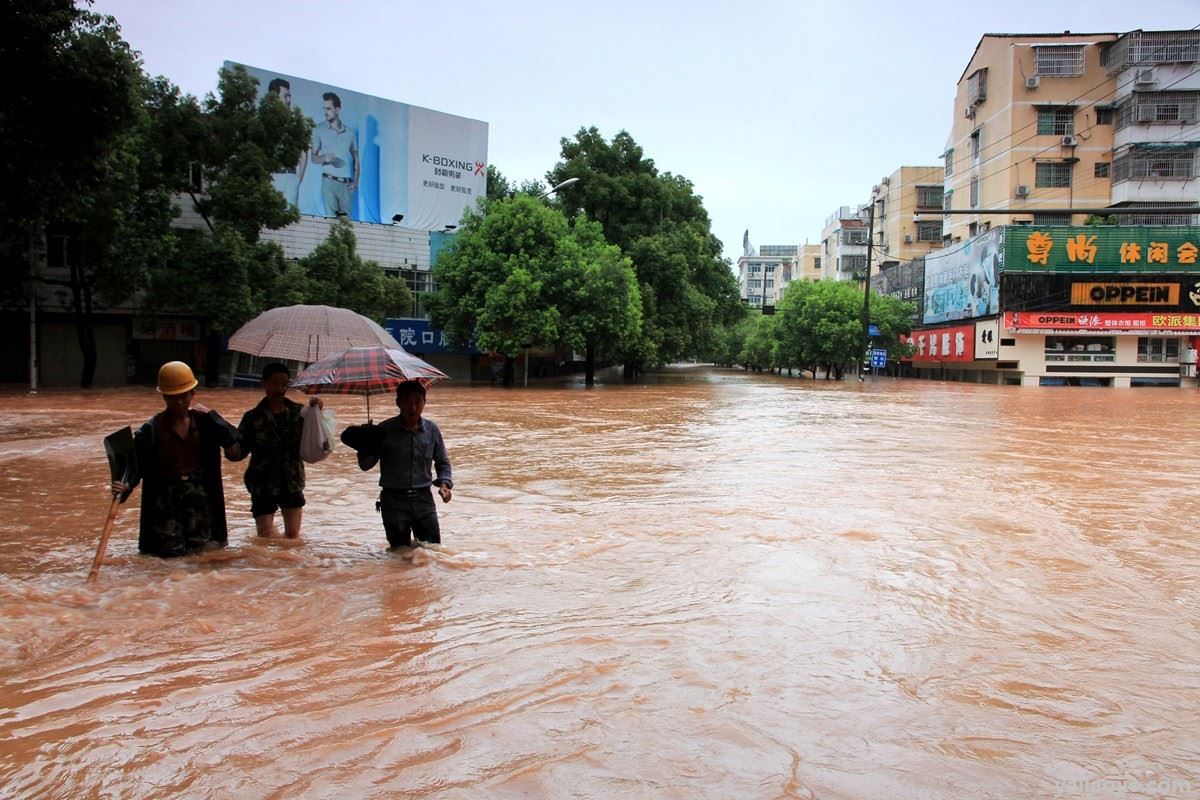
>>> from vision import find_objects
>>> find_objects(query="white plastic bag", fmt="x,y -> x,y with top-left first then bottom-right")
299,404 -> 337,464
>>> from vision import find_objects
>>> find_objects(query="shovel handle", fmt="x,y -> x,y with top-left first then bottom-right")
87,495 -> 122,583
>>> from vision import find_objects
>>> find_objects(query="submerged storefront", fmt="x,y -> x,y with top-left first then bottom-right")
895,225 -> 1200,387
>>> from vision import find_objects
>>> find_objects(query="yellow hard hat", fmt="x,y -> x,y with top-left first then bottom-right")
156,361 -> 198,395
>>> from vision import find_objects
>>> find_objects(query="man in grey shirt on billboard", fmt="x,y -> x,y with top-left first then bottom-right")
311,91 -> 359,217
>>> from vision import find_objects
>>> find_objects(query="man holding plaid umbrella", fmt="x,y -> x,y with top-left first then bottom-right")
341,380 -> 452,549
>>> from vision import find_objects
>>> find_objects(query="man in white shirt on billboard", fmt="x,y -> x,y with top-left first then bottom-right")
311,91 -> 359,218
267,78 -> 307,209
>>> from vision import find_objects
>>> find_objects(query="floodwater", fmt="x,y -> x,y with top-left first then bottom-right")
1,367 -> 1198,799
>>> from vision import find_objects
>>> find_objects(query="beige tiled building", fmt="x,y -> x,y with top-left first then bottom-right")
868,166 -> 946,263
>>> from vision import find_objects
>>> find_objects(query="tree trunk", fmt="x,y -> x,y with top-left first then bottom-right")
585,342 -> 595,387
503,356 -> 515,386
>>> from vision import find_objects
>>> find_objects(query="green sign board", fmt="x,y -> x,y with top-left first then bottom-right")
1003,226 -> 1200,274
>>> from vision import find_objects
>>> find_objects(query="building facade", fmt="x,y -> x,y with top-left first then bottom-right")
820,206 -> 869,282
869,166 -> 947,264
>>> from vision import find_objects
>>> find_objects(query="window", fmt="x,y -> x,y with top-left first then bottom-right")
1137,337 -> 1180,363
813,257 -> 821,270
842,255 -> 867,273
944,148 -> 954,177
1035,162 -> 1073,188
917,221 -> 941,242
1112,147 -> 1196,181
1115,203 -> 1199,226
1033,213 -> 1072,226
967,68 -> 988,106
1037,107 -> 1075,135
970,128 -> 982,163
841,229 -> 867,245
1034,45 -> 1085,76
1096,107 -> 1113,125
188,162 -> 204,193
1044,336 -> 1115,362
969,176 -> 979,207
915,185 -> 943,208
1117,92 -> 1200,128
1094,162 -> 1110,178
943,189 -> 953,211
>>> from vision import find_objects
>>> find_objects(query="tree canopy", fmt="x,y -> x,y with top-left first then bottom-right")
429,195 -> 641,385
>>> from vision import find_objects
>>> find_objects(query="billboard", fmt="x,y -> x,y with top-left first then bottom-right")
1001,273 -> 1200,313
231,62 -> 488,230
1003,311 -> 1200,334
923,226 -> 1003,324
1003,226 -> 1200,273
903,323 -> 976,362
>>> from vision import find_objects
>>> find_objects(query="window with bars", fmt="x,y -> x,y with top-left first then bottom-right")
967,68 -> 988,106
917,221 -> 941,242
1096,107 -> 1113,124
1112,148 -> 1196,181
969,176 -> 979,207
1117,92 -> 1200,127
1037,107 -> 1075,135
1035,162 -> 1073,188
970,128 -> 981,163
842,255 -> 867,273
944,148 -> 954,177
1094,161 -> 1110,178
915,185 -> 943,208
1033,213 -> 1072,226
1035,45 -> 1085,76
841,229 -> 867,245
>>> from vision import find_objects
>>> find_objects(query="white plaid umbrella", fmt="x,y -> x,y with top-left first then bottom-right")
227,305 -> 401,363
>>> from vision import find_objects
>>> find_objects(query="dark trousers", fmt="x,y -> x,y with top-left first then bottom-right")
379,488 -> 441,547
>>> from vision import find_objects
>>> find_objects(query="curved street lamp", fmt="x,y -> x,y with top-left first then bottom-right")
538,177 -> 580,199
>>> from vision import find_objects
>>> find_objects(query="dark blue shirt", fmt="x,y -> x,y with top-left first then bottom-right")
358,416 -> 452,490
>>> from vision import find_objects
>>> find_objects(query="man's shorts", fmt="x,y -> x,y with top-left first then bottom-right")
250,490 -> 306,516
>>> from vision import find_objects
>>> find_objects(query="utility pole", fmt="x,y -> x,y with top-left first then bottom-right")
857,202 -> 876,381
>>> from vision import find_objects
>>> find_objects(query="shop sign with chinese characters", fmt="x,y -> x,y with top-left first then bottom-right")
1002,226 -> 1200,273
1004,311 -> 1200,334
133,318 -> 200,341
902,323 -> 976,362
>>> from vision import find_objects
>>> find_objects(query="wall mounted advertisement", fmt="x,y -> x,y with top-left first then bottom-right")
923,226 -> 1002,325
975,318 -> 1000,359
1001,273 -> 1200,312
1003,226 -> 1200,274
903,323 -> 976,362
233,62 -> 489,231
1004,311 -> 1200,334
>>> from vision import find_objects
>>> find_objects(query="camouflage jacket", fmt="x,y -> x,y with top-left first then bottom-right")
235,397 -> 305,497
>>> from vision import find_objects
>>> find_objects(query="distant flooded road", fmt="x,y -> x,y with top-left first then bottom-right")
1,368 -> 1198,798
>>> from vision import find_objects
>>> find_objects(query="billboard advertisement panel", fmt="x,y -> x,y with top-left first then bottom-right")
1003,226 -> 1200,274
1001,273 -> 1200,313
1003,311 -> 1200,334
923,226 -> 1003,325
231,62 -> 488,231
903,323 -> 976,362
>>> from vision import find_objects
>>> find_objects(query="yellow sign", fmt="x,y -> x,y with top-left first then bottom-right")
1070,283 -> 1179,305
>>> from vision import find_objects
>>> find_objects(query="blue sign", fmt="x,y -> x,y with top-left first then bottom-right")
385,317 -> 476,354
871,348 -> 887,368
868,324 -> 880,337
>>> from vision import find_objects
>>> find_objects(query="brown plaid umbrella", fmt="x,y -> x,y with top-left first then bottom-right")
227,305 -> 402,363
289,345 -> 449,420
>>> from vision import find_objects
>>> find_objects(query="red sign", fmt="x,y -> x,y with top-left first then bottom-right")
903,323 -> 975,362
1004,311 -> 1200,333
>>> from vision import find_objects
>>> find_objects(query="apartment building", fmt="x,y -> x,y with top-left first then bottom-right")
944,32 -> 1120,242
820,206 -> 869,282
737,240 -> 796,308
1105,29 -> 1200,223
868,166 -> 947,264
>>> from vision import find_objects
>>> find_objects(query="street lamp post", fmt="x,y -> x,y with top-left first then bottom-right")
538,177 -> 579,200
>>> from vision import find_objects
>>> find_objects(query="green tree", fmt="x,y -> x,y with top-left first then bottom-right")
289,219 -> 411,321
547,127 -> 742,377
775,279 -> 864,380
429,195 -> 641,386
741,312 -> 779,372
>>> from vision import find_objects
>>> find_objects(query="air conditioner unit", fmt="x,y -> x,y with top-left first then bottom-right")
964,106 -> 975,119
903,234 -> 913,244
1025,76 -> 1040,89
1135,67 -> 1156,85
881,177 -> 890,185
1061,135 -> 1078,147
1015,185 -> 1030,197
872,184 -> 880,193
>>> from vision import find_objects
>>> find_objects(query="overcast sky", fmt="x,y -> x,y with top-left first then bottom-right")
91,0 -> 1197,265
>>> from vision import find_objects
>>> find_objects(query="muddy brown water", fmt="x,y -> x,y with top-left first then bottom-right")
1,367 -> 1197,799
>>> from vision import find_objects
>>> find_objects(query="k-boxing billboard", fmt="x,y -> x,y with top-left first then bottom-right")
231,62 -> 488,231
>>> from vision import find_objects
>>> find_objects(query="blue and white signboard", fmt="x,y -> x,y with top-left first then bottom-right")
385,318 -> 475,354
871,348 -> 888,368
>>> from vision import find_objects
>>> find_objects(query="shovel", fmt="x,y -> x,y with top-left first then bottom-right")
88,426 -> 134,583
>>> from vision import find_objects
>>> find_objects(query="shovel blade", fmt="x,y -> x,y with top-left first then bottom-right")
103,426 -> 134,484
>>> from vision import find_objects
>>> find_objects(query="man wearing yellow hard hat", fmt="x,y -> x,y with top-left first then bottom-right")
111,361 -> 241,557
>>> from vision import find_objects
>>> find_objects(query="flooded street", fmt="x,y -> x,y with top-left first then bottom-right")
1,367 -> 1198,799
